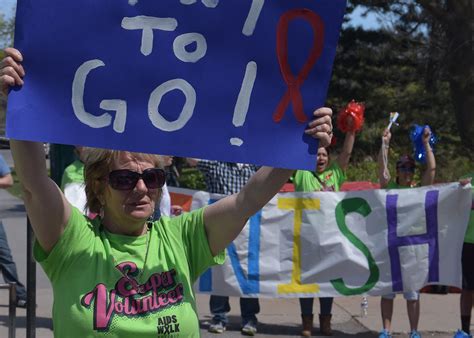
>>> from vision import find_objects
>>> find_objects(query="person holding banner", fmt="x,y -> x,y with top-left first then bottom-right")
377,127 -> 436,338
454,173 -> 474,337
292,117 -> 357,336
186,158 -> 260,335
61,146 -> 87,213
0,47 -> 334,337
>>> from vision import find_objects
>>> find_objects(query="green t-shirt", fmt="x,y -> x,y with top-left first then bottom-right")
293,162 -> 346,192
386,181 -> 412,189
34,207 -> 225,338
60,160 -> 85,190
461,173 -> 474,244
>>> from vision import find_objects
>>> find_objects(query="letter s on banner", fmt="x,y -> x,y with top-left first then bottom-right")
331,198 -> 379,295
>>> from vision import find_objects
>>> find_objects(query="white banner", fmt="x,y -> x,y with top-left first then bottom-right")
168,183 -> 472,298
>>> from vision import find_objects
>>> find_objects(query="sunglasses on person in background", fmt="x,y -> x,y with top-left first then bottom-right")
108,168 -> 166,190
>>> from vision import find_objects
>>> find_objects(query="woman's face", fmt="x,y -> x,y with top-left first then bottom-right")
102,152 -> 160,235
316,147 -> 329,173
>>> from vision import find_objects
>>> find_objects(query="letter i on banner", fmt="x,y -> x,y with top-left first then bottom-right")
277,197 -> 321,294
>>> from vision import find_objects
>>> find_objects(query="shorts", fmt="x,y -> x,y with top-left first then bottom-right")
462,242 -> 474,290
382,291 -> 419,301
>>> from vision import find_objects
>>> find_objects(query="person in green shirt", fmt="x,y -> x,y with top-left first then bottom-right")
1,47 -> 335,338
61,146 -> 87,213
455,173 -> 474,337
293,125 -> 356,336
377,127 -> 436,338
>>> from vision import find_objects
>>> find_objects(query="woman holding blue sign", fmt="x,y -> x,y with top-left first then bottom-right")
377,126 -> 436,338
0,47 -> 334,338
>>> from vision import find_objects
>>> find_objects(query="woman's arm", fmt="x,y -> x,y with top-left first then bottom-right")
203,107 -> 333,256
336,131 -> 355,170
421,127 -> 436,186
378,129 -> 391,188
2,48 -> 71,253
0,172 -> 13,188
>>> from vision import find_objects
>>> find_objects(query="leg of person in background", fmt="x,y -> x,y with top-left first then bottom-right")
209,295 -> 230,333
405,291 -> 421,338
459,242 -> 474,335
300,297 -> 314,337
319,297 -> 333,335
460,289 -> 473,334
240,297 -> 260,336
380,295 -> 394,337
0,220 -> 27,307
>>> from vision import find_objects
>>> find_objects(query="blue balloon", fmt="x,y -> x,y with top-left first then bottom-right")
410,124 -> 437,164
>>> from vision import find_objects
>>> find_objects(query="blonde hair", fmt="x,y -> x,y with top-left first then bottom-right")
82,148 -> 163,214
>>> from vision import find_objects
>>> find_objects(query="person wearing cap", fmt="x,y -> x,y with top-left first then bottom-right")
377,127 -> 436,338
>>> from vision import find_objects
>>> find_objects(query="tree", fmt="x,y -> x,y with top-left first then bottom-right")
347,0 -> 474,152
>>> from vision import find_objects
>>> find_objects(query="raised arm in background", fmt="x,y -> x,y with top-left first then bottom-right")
420,127 -> 436,186
336,130 -> 356,171
378,129 -> 391,188
1,47 -> 71,253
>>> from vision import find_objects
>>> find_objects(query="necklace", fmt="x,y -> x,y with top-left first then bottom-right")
102,222 -> 152,294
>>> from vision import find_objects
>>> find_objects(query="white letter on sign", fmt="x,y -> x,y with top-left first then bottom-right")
72,60 -> 114,129
173,33 -> 207,63
148,79 -> 196,132
121,16 -> 178,56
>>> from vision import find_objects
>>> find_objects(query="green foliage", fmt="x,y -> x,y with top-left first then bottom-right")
0,13 -> 14,49
178,167 -> 206,190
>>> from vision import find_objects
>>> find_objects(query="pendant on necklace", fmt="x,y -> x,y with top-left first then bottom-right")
136,284 -> 146,294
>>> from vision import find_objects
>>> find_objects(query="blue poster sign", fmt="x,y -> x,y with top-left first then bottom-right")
7,0 -> 346,170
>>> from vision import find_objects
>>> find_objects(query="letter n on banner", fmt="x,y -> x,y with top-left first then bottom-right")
386,190 -> 440,292
199,199 -> 262,294
277,198 -> 321,294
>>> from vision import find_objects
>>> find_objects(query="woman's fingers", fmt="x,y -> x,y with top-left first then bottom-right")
304,107 -> 333,147
0,48 -> 25,95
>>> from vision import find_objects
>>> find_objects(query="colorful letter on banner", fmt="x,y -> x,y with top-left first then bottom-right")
386,190 -> 439,292
169,183 -> 471,298
7,1 -> 346,170
199,198 -> 262,295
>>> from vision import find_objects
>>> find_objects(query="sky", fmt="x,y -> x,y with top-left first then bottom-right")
1,1 -> 379,29
0,0 -> 15,19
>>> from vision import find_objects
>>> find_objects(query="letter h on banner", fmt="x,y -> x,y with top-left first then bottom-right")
386,190 -> 440,292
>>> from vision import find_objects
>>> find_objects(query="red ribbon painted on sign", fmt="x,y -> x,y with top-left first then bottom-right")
273,9 -> 325,124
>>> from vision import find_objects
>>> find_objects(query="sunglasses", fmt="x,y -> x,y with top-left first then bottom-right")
398,167 -> 415,173
108,168 -> 166,191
